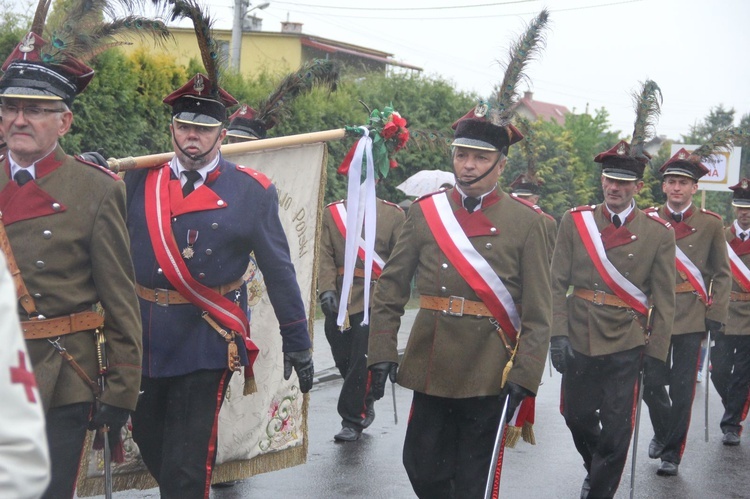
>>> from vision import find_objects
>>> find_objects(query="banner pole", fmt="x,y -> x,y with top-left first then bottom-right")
107,128 -> 348,172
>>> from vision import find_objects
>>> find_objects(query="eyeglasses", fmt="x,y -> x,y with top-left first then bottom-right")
0,104 -> 65,121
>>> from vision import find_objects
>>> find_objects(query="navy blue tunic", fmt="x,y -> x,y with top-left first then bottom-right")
125,156 -> 311,378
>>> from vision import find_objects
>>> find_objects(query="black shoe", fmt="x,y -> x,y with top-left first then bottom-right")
580,474 -> 590,499
362,404 -> 376,428
334,426 -> 362,442
656,460 -> 678,476
723,431 -> 741,446
211,480 -> 238,488
648,438 -> 665,459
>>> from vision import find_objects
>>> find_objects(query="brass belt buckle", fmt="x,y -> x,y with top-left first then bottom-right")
154,288 -> 170,307
591,290 -> 606,306
447,296 -> 465,316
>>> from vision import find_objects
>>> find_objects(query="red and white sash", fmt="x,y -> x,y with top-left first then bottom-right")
675,246 -> 709,303
420,193 -> 521,338
144,166 -> 258,358
727,241 -> 750,292
571,210 -> 649,316
328,203 -> 385,277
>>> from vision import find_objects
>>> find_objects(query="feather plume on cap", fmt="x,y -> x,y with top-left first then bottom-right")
629,79 -> 662,162
256,59 -> 340,130
691,126 -> 750,163
515,115 -> 538,179
661,125 -> 750,181
452,9 -> 550,153
491,8 -> 550,126
37,0 -> 171,65
166,0 -> 225,100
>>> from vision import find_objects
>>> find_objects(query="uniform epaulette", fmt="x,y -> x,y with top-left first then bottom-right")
325,200 -> 344,208
645,210 -> 673,229
414,190 -> 445,204
75,156 -> 121,180
570,204 -> 596,213
700,208 -> 722,220
509,193 -> 554,220
643,206 -> 658,215
381,199 -> 404,211
236,164 -> 271,189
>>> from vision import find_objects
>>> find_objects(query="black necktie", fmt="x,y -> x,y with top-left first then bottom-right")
741,233 -> 747,242
612,214 -> 622,228
182,170 -> 202,197
464,197 -> 480,213
14,169 -> 33,187
672,212 -> 683,223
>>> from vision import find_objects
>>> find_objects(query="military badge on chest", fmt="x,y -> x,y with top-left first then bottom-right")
182,229 -> 198,259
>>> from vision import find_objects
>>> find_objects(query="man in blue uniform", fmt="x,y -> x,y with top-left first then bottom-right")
125,73 -> 314,497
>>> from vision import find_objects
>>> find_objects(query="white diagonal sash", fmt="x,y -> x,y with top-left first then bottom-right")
675,246 -> 708,302
421,193 -> 520,336
329,203 -> 385,276
727,241 -> 750,292
571,210 -> 649,315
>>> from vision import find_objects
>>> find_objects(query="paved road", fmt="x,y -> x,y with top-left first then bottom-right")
85,310 -> 750,498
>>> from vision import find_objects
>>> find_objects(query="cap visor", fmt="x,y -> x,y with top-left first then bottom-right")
602,168 -> 639,181
732,200 -> 750,208
450,138 -> 498,151
173,112 -> 222,127
226,130 -> 259,139
0,87 -> 62,100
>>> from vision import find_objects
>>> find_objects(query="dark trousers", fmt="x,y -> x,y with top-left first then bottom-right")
132,369 -> 230,499
643,332 -> 703,463
711,333 -> 750,434
324,312 -> 375,430
42,402 -> 92,499
403,391 -> 503,499
561,347 -> 642,499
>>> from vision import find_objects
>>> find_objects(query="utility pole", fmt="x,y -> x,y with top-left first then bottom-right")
231,1 -> 270,71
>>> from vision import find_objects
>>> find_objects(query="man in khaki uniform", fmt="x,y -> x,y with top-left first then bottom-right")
509,173 -> 557,260
642,150 -> 730,476
550,139 -> 676,498
712,179 -> 750,446
367,103 -> 552,498
0,33 -> 142,498
318,198 -> 404,441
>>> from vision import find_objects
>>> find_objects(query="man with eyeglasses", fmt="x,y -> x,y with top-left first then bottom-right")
123,73 -> 314,496
0,32 -> 142,498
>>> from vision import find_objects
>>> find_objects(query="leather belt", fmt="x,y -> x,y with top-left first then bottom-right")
730,291 -> 750,302
337,267 -> 377,280
420,295 -> 493,317
135,277 -> 245,306
675,281 -> 696,293
21,311 -> 104,340
573,288 -> 630,308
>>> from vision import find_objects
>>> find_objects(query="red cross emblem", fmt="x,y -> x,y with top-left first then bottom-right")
10,350 -> 38,403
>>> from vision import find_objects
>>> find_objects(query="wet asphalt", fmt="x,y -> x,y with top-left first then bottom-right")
86,310 -> 750,498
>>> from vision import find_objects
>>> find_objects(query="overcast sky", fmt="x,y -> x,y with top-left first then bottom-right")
198,0 -> 749,140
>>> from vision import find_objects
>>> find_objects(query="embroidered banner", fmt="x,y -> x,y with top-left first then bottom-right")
77,142 -> 327,495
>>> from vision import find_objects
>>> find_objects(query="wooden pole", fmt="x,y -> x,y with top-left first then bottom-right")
107,128 -> 348,172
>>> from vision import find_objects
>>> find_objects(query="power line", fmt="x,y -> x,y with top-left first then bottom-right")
274,0 -> 643,20
272,0 -> 536,10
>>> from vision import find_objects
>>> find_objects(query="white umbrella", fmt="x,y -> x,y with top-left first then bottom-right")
396,170 -> 455,197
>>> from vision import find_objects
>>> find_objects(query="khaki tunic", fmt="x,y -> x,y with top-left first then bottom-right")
653,204 -> 729,334
0,147 -> 142,411
551,205 -> 676,362
317,199 -> 405,315
368,188 -> 552,397
725,226 -> 750,336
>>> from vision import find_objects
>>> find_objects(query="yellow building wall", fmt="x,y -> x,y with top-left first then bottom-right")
119,28 -> 303,78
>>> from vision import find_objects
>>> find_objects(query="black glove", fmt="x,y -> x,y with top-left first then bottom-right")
89,403 -> 130,449
319,290 -> 339,318
501,381 -> 533,422
369,362 -> 398,400
705,318 -> 723,334
79,151 -> 109,168
284,349 -> 314,393
550,336 -> 574,374
643,356 -> 670,387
